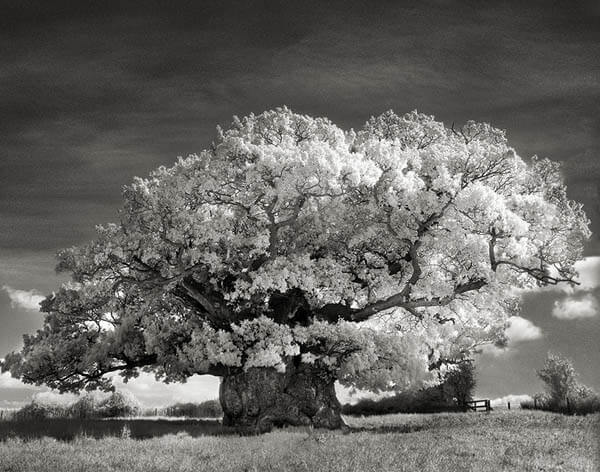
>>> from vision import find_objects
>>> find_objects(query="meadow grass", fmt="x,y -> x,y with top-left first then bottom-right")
0,410 -> 597,471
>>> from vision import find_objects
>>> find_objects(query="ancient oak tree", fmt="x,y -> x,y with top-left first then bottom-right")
2,108 -> 590,431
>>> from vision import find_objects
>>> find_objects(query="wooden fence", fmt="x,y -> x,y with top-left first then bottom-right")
463,399 -> 491,412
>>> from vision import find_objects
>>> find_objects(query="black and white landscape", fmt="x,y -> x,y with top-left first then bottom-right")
0,2 -> 598,471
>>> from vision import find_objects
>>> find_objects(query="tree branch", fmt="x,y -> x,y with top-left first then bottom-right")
493,260 -> 579,285
181,280 -> 218,317
348,278 -> 487,322
488,230 -> 578,286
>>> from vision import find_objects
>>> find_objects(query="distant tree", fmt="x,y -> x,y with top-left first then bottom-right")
442,360 -> 476,406
1,108 -> 590,432
538,353 -> 584,408
165,400 -> 223,418
528,353 -> 600,414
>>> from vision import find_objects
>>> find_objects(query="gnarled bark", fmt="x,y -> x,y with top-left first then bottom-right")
219,362 -> 344,433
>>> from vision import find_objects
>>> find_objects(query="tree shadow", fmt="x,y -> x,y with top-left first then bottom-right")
346,423 -> 428,434
0,418 -> 243,441
0,417 -> 433,441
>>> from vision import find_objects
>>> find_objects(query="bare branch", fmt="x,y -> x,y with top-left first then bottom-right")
494,260 -> 579,286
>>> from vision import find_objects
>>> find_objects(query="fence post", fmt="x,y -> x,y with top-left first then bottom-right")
566,397 -> 571,414
507,401 -> 510,410
534,398 -> 537,409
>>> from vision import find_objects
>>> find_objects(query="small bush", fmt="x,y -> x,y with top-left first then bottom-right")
14,400 -> 69,420
69,394 -> 99,419
521,391 -> 600,415
97,391 -> 141,418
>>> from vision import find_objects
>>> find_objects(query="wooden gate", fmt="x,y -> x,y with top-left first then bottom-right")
463,399 -> 491,412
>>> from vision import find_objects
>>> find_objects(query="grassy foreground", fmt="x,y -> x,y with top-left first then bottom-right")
0,411 -> 598,472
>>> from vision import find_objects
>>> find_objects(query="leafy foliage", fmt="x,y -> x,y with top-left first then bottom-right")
439,360 -> 476,406
520,353 -> 600,415
1,107 -> 590,395
537,353 -> 578,407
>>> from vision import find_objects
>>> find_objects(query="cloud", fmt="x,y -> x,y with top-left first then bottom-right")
111,373 -> 220,407
336,385 -> 397,405
0,370 -> 221,409
2,285 -> 44,311
490,394 -> 533,409
478,344 -> 511,357
572,256 -> 600,291
0,371 -> 26,389
550,256 -> 600,295
552,293 -> 598,320
0,400 -> 25,410
31,391 -> 79,407
517,256 -> 600,296
479,316 -> 542,357
505,316 -> 543,343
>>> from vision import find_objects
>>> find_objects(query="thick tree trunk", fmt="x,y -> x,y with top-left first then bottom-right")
219,362 -> 344,433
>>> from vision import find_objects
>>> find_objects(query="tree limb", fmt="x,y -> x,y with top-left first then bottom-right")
348,278 -> 487,322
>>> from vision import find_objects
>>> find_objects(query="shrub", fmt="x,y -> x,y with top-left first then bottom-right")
14,390 -> 142,420
163,400 -> 223,418
440,361 -> 476,406
69,394 -> 99,419
96,391 -> 141,418
14,400 -> 68,420
537,353 -> 578,408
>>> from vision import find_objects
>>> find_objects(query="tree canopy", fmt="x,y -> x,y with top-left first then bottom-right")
2,107 -> 590,395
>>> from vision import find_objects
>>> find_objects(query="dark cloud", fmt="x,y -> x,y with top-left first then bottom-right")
0,0 -> 598,402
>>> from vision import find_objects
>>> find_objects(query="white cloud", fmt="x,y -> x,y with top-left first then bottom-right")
517,256 -> 600,296
478,343 -> 512,357
0,371 -> 27,389
505,316 -> 543,343
490,394 -> 533,409
31,391 -> 79,407
336,384 -> 396,405
0,371 -> 221,409
479,316 -> 542,357
479,316 -> 543,357
572,256 -> 600,291
2,285 -> 45,311
0,400 -> 25,410
111,373 -> 220,407
552,293 -> 598,320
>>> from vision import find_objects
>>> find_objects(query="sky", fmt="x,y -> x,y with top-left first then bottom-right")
1,0 -> 599,408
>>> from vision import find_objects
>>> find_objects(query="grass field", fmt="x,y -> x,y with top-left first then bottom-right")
0,410 -> 598,471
